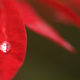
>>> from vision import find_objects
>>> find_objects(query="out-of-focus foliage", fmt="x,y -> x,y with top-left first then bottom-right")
14,0 -> 80,80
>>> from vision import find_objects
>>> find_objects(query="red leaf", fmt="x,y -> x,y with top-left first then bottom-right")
34,0 -> 80,28
0,0 -> 27,80
64,0 -> 80,13
17,2 -> 76,53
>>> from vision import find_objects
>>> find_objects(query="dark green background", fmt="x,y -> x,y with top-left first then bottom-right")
14,0 -> 80,80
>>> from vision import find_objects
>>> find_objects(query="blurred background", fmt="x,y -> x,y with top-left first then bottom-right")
14,0 -> 80,80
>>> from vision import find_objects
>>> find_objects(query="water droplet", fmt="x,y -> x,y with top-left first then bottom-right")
0,41 -> 11,53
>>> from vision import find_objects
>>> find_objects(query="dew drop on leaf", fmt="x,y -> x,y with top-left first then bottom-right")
0,41 -> 11,53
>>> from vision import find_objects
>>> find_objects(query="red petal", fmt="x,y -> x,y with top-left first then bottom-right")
0,0 -> 27,80
17,2 -> 76,53
34,0 -> 80,28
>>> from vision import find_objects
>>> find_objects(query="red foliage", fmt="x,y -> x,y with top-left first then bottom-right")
0,0 -> 27,80
34,0 -> 80,28
0,0 -> 80,79
17,2 -> 75,53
